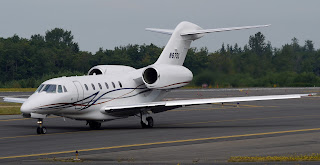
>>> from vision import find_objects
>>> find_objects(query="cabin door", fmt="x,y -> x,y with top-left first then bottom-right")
73,81 -> 84,109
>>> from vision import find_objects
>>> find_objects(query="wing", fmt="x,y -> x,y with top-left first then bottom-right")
101,93 -> 313,117
3,97 -> 27,103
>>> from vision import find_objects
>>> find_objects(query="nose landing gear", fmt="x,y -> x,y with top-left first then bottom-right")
36,119 -> 47,134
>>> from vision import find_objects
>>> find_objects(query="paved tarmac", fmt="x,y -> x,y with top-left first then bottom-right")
0,88 -> 320,164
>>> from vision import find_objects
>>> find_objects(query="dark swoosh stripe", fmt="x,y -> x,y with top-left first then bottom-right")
38,84 -> 148,110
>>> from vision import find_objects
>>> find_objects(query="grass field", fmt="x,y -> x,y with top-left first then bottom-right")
228,154 -> 320,162
0,102 -> 22,115
0,88 -> 36,92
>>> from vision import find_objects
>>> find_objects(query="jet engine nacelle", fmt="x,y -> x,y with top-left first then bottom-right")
88,65 -> 136,75
142,64 -> 193,89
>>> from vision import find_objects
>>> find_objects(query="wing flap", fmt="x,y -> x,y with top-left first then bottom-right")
165,94 -> 307,106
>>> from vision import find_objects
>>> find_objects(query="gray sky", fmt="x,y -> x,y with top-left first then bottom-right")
0,0 -> 319,53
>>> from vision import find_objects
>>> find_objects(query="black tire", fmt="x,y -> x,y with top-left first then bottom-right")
141,121 -> 147,128
89,121 -> 101,129
41,127 -> 47,134
37,127 -> 41,134
146,117 -> 154,128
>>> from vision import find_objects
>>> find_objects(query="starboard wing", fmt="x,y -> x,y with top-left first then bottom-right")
101,93 -> 313,117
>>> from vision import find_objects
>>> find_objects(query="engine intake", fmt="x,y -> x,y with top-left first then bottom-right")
143,67 -> 158,84
142,64 -> 193,89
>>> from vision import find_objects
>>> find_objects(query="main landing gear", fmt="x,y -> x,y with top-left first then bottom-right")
140,112 -> 154,128
87,121 -> 102,129
36,119 -> 47,134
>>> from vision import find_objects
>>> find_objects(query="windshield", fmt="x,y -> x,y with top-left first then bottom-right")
42,84 -> 57,93
35,84 -> 45,93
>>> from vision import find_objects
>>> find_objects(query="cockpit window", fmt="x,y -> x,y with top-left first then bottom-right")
63,86 -> 68,92
43,84 -> 57,93
35,84 -> 44,93
58,85 -> 63,93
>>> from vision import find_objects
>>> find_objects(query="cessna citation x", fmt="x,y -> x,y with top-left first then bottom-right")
4,21 -> 312,134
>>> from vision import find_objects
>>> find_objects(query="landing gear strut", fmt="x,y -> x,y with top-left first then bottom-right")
140,111 -> 154,128
87,121 -> 102,129
36,119 -> 47,134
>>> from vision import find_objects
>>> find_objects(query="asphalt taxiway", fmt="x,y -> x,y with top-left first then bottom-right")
0,88 -> 320,164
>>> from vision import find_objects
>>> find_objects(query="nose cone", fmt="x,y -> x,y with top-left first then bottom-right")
20,101 -> 34,114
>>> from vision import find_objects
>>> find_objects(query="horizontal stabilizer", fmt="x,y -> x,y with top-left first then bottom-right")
181,24 -> 270,36
145,28 -> 174,35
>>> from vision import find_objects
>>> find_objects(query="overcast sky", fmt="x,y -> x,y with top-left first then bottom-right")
0,0 -> 319,53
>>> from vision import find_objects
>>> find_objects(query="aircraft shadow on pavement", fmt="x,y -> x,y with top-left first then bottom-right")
7,123 -> 299,131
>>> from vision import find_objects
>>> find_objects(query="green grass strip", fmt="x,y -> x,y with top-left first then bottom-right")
229,153 -> 320,162
0,88 -> 36,92
0,106 -> 21,115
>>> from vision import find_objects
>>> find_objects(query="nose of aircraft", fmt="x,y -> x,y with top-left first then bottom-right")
20,101 -> 34,114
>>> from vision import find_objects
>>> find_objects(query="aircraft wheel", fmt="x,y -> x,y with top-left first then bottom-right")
146,117 -> 154,128
37,127 -> 41,134
37,127 -> 47,134
88,121 -> 101,129
141,121 -> 147,128
141,117 -> 153,128
41,127 -> 47,134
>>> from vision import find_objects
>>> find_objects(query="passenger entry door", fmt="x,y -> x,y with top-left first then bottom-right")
73,81 -> 84,109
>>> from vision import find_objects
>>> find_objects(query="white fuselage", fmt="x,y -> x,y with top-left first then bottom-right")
19,21 -> 270,123
21,68 -> 168,121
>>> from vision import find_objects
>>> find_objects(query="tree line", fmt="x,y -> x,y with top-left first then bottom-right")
0,28 -> 319,88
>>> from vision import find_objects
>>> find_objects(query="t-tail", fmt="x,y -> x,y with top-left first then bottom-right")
141,21 -> 270,90
146,21 -> 270,66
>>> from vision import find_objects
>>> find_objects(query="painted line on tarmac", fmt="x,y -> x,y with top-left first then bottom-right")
1,115 -> 316,140
1,127 -> 320,160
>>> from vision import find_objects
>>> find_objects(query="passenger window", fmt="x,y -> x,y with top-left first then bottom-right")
63,86 -> 68,92
58,85 -> 63,93
84,84 -> 88,91
98,83 -> 102,89
105,82 -> 109,89
112,82 -> 115,88
91,83 -> 95,90
118,81 -> 122,88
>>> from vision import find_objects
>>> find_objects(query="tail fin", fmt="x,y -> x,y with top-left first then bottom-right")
146,21 -> 270,66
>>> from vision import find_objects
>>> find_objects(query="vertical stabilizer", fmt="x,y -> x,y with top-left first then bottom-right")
153,21 -> 204,66
146,22 -> 270,66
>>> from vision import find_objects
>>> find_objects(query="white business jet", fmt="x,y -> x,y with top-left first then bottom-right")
3,21 -> 311,134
